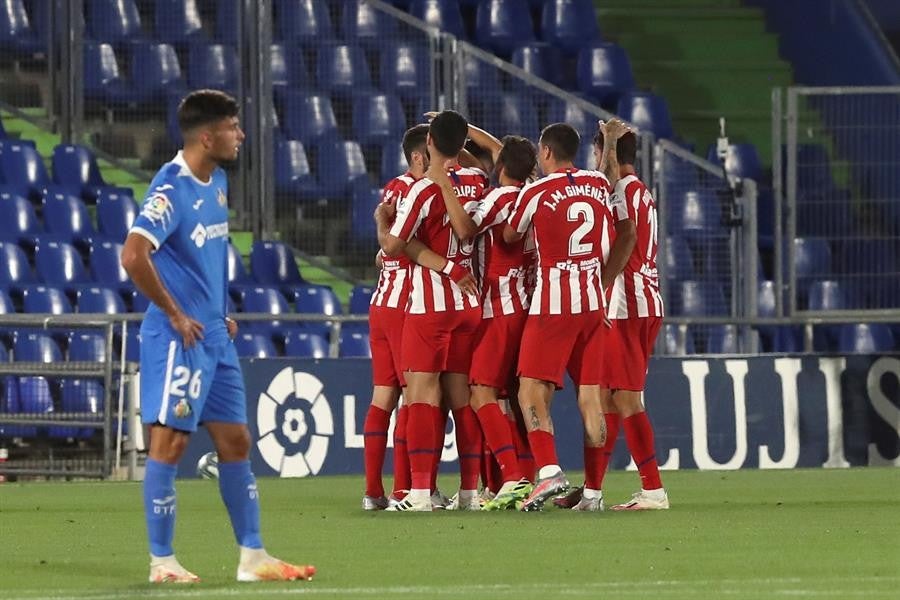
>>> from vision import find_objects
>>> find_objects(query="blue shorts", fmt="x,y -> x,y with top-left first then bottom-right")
140,325 -> 246,432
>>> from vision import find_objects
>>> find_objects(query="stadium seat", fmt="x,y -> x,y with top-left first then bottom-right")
17,376 -> 53,434
0,375 -> 26,437
476,0 -> 534,57
838,324 -> 895,354
187,43 -> 238,94
512,42 -> 563,87
215,0 -> 239,44
51,144 -> 123,204
540,0 -> 601,56
280,92 -> 340,145
339,331 -> 371,358
353,94 -> 407,146
0,141 -> 54,201
676,190 -> 723,238
0,0 -> 43,54
0,191 -> 43,248
662,236 -> 694,280
544,98 -> 597,140
34,241 -> 91,291
275,0 -> 333,42
68,333 -> 107,362
294,285 -> 341,339
409,0 -> 466,38
705,325 -> 743,354
239,286 -> 301,343
123,327 -> 141,361
379,43 -> 431,99
341,0 -> 397,45
86,0 -> 144,44
0,288 -> 14,315
226,243 -> 253,287
807,280 -> 846,311
83,42 -> 137,106
575,42 -> 634,104
663,323 -> 695,355
350,186 -> 380,241
155,0 -> 206,46
793,238 -> 831,279
349,285 -> 374,315
314,141 -> 371,198
77,286 -> 126,314
284,331 -> 329,358
271,44 -> 312,92
316,43 -> 373,96
249,241 -> 307,290
129,42 -> 185,103
130,290 -> 150,312
837,239 -> 898,277
0,343 -> 6,361
274,140 -> 320,199
0,241 -> 37,290
96,189 -> 137,241
233,333 -> 278,358
379,141 -> 408,185
615,92 -> 674,139
22,285 -> 72,315
53,379 -> 103,439
676,280 -> 728,316
471,93 -> 540,142
14,332 -> 62,362
463,53 -> 501,94
706,143 -> 763,182
42,189 -> 102,249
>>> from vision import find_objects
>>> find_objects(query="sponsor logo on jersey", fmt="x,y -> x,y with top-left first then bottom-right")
189,221 -> 229,248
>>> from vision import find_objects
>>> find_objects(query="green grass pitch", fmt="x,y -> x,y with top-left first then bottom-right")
1,468 -> 898,599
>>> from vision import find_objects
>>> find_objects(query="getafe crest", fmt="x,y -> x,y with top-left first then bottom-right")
217,188 -> 227,207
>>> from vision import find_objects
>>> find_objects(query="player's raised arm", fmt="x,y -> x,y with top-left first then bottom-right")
597,118 -> 628,187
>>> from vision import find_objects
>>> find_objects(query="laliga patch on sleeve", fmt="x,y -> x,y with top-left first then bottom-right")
141,192 -> 173,225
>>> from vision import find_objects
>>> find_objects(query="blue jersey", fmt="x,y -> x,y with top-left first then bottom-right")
131,151 -> 230,338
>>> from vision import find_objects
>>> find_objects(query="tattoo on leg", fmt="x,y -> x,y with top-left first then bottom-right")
528,406 -> 541,431
598,413 -> 607,447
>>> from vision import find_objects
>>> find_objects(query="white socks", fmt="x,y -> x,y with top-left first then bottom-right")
538,464 -> 562,479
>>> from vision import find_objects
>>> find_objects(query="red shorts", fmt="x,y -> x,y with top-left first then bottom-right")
470,312 -> 528,390
369,305 -> 406,387
599,317 -> 662,391
517,312 -> 606,389
400,307 -> 482,374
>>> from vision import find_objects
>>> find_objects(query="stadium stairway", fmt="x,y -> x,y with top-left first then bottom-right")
594,0 -> 793,164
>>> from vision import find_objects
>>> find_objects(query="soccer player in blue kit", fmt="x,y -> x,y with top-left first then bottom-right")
121,90 -> 315,584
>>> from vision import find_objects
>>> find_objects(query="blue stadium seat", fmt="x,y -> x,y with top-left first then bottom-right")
275,0 -> 333,42
86,0 -> 144,44
0,241 -> 36,290
226,243 -> 253,288
129,42 -> 185,103
838,324 -> 895,354
17,376 -> 53,434
314,141 -> 371,198
663,323 -> 695,355
540,0 -> 600,56
0,141 -> 54,201
0,375 -> 26,437
350,187 -> 380,241
35,241 -> 91,291
14,332 -> 62,362
341,0 -> 397,45
249,241 -> 308,288
476,0 -> 534,57
0,342 -> 6,361
0,288 -> 14,314
616,92 -> 674,139
83,42 -> 137,106
130,290 -> 149,312
676,280 -> 728,316
96,189 -> 137,241
471,94 -> 540,142
51,144 -> 124,204
576,42 -> 634,104
280,92 -> 340,145
349,285 -> 374,315
704,325 -> 751,354
793,238 -> 831,279
512,42 -> 563,87
187,43 -> 238,94
155,0 -> 206,46
339,331 -> 371,358
807,280 -> 846,311
379,43 -> 431,99
274,140 -> 320,199
22,285 -> 72,315
284,332 -> 329,358
233,333 -> 278,358
316,43 -> 373,96
463,53 -> 501,94
353,94 -> 407,146
545,98 -> 596,139
706,143 -> 763,181
294,285 -> 341,339
271,44 -> 312,92
0,0 -> 43,54
239,286 -> 300,342
409,0 -> 466,38
215,0 -> 239,44
676,190 -> 723,239
793,144 -> 833,193
0,190 -> 43,247
123,327 -> 141,361
837,239 -> 898,277
42,189 -> 101,249
53,379 -> 103,439
379,142 -> 409,185
77,286 -> 126,314
68,333 -> 107,362
662,236 -> 694,280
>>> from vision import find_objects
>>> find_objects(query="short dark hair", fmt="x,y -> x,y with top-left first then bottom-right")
539,123 -> 579,162
177,89 -> 240,134
428,110 -> 468,157
593,129 -> 637,166
402,124 -> 429,164
497,136 -> 537,182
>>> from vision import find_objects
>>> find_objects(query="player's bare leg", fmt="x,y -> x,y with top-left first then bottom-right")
363,385 -> 400,510
518,377 -> 570,511
207,422 -> 315,581
471,386 -> 531,510
609,391 -> 669,510
145,426 -> 199,583
441,372 -> 483,510
571,385 -> 607,511
386,371 -> 441,511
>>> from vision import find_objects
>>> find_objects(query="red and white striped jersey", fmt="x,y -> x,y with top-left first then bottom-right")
508,168 -> 612,316
389,165 -> 488,314
473,185 -> 535,318
606,174 -> 664,319
371,173 -> 417,309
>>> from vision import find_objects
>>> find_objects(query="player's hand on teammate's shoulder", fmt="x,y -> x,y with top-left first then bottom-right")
455,272 -> 479,298
425,158 -> 454,188
169,310 -> 204,348
374,201 -> 395,222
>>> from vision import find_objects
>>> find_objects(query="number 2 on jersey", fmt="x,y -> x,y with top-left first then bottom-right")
567,201 -> 594,256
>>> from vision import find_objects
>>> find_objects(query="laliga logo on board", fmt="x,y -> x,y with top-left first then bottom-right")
256,367 -> 334,477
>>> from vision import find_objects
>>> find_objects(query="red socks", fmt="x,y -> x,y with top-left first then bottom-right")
391,405 -> 410,497
526,429 -> 558,471
406,403 -> 436,490
509,418 -> 535,482
431,407 -> 448,492
452,406 -> 483,490
476,403 -> 522,483
363,405 -> 391,498
585,413 -> 621,490
623,411 -> 662,490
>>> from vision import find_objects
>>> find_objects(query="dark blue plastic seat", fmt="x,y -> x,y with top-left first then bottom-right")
96,189 -> 137,241
17,376 -> 53,434
540,0 -> 600,56
274,140 -> 320,199
663,323 -> 695,355
0,375 -> 25,437
0,190 -> 42,247
275,0 -> 333,42
341,0 -> 397,45
576,42 -> 634,104
339,331 -> 371,358
379,43 -> 431,99
512,42 -> 563,87
353,94 -> 408,146
463,53 -> 501,94
706,143 -> 763,181
476,0 -> 535,56
314,141 -> 370,198
155,0 -> 206,46
77,286 -> 126,314
187,43 -> 238,94
616,92 -> 674,139
14,332 -> 62,361
471,93 -> 540,142
226,243 -> 253,287
544,98 -> 596,139
294,284 -> 340,339
52,379 -> 103,439
350,187 -> 380,241
86,0 -> 144,44
271,44 -> 312,92
409,0 -> 466,38
249,241 -> 309,303
51,144 -> 123,204
379,141 -> 409,185
662,236 -> 694,281
215,0 -> 239,44
68,332 -> 107,362
838,324 -> 895,353
284,331 -> 329,358
35,241 -> 91,291
0,141 -> 54,201
793,238 -> 831,279
233,333 -> 278,358
349,285 -> 374,315
239,286 -> 300,342
22,285 -> 72,314
675,280 -> 728,316
83,42 -> 137,105
0,241 -> 37,290
316,43 -> 373,96
281,92 -> 340,145
0,0 -> 44,54
129,42 -> 185,103
807,280 -> 846,311
675,190 -> 724,239
705,325 -> 741,354
42,189 -> 101,248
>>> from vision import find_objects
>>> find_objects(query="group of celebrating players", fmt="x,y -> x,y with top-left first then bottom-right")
362,109 -> 669,513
